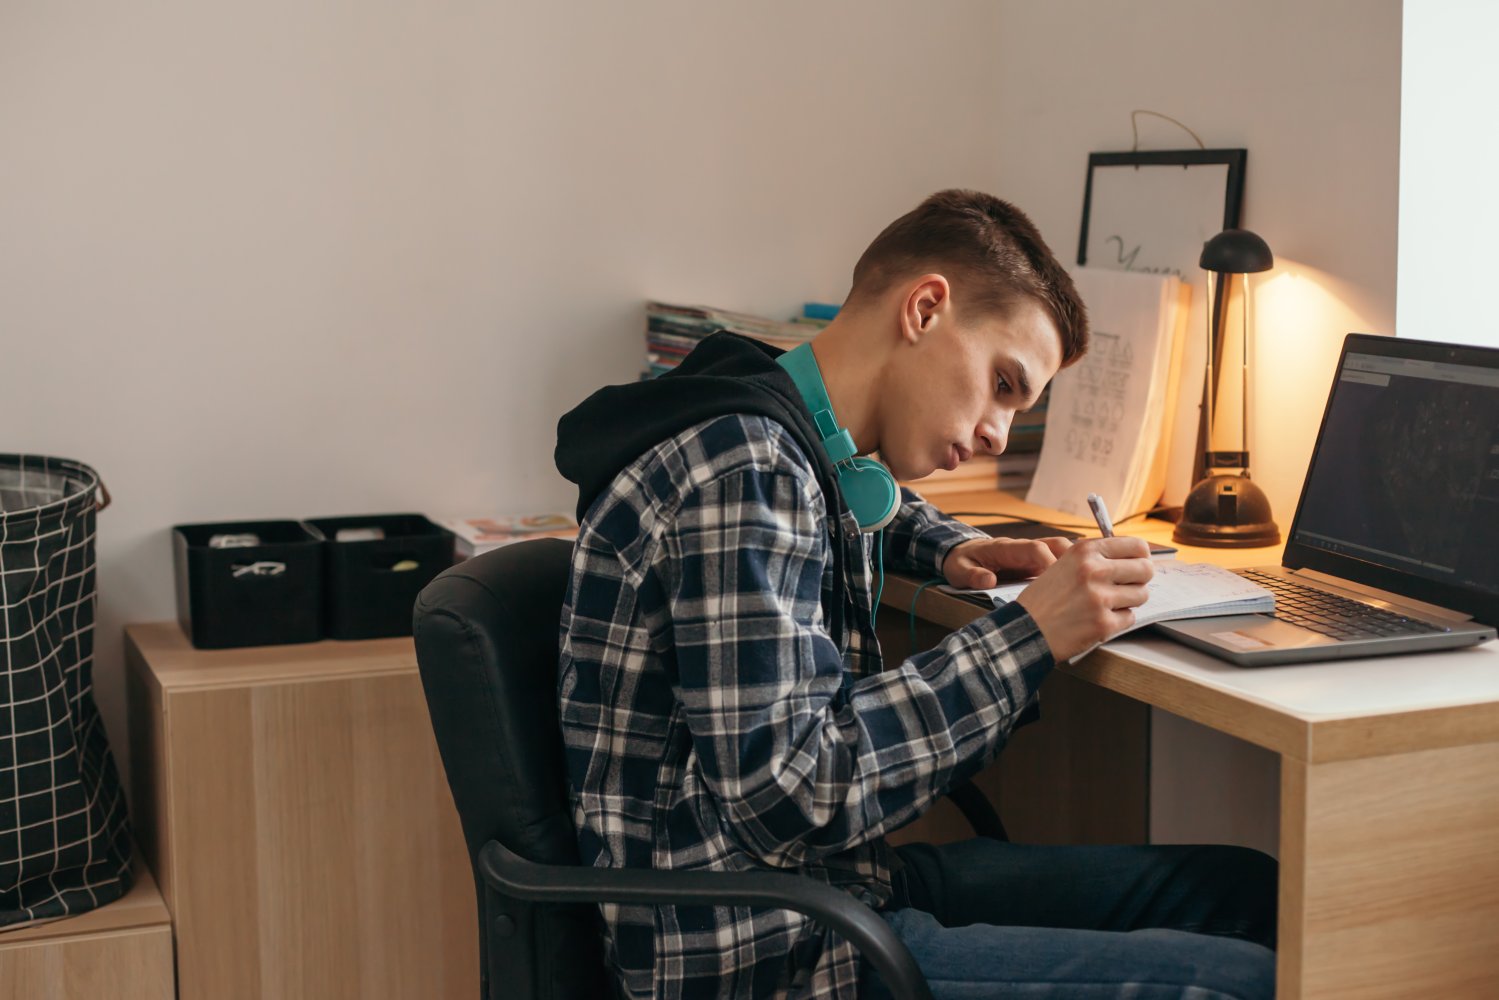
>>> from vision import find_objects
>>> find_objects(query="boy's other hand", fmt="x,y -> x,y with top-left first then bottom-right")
941,535 -> 1073,591
1013,536 -> 1153,662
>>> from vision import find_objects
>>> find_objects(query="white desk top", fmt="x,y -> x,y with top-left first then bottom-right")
1079,633 -> 1499,763
1105,633 -> 1499,722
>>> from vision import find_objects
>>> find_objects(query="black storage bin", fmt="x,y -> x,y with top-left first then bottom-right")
305,513 -> 453,640
173,520 -> 324,649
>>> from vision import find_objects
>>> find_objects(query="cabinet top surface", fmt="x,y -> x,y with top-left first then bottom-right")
0,860 -> 170,946
125,622 -> 417,690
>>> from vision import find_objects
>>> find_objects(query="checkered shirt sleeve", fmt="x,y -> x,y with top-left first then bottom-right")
883,486 -> 992,578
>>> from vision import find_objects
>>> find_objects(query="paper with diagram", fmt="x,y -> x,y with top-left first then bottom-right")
1026,267 -> 1190,520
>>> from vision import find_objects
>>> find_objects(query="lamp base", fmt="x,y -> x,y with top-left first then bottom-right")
1172,473 -> 1281,548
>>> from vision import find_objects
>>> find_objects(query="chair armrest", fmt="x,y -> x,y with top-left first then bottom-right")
480,841 -> 932,1000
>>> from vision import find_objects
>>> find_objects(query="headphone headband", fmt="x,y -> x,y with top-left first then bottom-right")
776,343 -> 899,532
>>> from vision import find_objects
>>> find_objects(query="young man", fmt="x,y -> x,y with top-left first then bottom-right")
554,190 -> 1277,1000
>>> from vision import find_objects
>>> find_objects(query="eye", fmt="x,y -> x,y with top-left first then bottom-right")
995,372 -> 1013,396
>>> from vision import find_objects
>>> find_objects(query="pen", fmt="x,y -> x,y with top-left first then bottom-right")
1087,493 -> 1115,538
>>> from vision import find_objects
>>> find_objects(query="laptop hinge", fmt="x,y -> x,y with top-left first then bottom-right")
1287,567 -> 1475,623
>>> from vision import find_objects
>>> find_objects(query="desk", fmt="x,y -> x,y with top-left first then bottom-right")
885,489 -> 1499,999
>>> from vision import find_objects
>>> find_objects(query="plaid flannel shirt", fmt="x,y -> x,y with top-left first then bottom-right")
557,413 -> 1055,1000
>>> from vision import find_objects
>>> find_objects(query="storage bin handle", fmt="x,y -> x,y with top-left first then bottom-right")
95,477 -> 111,512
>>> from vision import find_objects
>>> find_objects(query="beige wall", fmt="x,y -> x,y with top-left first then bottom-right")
990,0 -> 1403,852
5,0 -> 1405,860
992,0 -> 1402,527
2,0 -> 1008,781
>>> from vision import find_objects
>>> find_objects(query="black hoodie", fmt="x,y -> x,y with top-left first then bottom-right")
555,331 -> 855,644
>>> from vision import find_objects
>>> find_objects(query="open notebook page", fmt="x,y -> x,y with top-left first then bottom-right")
946,561 -> 1274,641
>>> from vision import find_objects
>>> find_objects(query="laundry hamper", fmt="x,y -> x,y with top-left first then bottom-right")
0,455 -> 132,926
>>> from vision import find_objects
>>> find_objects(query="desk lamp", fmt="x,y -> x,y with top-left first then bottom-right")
1173,228 -> 1281,547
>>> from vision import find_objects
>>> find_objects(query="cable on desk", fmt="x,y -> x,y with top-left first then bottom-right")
908,576 -> 948,652
941,507 -> 1163,532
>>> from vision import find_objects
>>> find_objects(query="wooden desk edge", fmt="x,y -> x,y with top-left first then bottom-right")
882,572 -> 1499,764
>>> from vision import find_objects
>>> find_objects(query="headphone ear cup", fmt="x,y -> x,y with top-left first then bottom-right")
838,458 -> 900,533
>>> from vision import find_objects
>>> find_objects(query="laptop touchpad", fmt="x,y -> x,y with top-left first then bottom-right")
1168,614 -> 1335,650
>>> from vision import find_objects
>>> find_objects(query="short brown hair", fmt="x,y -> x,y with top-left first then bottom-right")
847,189 -> 1088,366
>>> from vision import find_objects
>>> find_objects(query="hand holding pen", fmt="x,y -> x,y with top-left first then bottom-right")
1013,491 -> 1153,661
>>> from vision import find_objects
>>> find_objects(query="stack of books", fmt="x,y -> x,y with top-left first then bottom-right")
899,385 -> 1050,498
644,301 -> 836,379
907,455 -> 1001,497
1007,385 -> 1050,454
434,513 -> 579,560
997,452 -> 1042,493
997,384 -> 1049,494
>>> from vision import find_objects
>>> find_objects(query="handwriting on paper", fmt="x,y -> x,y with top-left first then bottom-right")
1104,236 -> 1182,278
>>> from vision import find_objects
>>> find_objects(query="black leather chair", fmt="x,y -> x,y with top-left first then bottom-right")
415,536 -> 990,1000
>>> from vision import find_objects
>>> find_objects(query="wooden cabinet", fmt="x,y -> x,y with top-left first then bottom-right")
125,624 -> 477,1000
0,863 -> 174,1000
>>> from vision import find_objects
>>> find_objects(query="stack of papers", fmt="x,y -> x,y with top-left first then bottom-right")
434,513 -> 578,560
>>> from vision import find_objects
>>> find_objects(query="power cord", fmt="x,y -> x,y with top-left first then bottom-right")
908,576 -> 948,652
940,507 -> 1165,532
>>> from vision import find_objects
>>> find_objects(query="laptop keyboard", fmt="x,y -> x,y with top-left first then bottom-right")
1240,570 -> 1450,641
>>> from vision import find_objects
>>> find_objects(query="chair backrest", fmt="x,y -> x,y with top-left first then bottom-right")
413,537 -> 608,1000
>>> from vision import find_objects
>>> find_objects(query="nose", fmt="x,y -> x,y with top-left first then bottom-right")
977,413 -> 1011,456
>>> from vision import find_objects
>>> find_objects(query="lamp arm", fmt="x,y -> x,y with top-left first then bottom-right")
1242,272 -> 1252,470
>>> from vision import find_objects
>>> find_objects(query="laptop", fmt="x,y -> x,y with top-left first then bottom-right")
1155,333 -> 1499,667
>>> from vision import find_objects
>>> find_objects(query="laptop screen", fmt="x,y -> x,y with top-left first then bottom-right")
1286,335 -> 1499,622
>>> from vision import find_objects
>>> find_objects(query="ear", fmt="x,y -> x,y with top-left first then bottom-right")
900,274 -> 952,344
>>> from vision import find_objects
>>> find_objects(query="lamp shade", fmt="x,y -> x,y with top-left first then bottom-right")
1199,228 -> 1274,274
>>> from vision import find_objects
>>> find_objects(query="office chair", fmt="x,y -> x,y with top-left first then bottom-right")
412,536 -> 1005,1000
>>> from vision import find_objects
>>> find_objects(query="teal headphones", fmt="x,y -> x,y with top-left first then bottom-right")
777,343 -> 900,533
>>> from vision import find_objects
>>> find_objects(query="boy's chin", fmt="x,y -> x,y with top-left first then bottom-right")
881,457 -> 927,482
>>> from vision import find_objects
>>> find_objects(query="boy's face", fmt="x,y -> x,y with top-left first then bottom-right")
875,293 -> 1063,481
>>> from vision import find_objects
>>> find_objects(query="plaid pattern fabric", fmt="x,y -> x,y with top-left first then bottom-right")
558,415 -> 1054,999
0,455 -> 132,927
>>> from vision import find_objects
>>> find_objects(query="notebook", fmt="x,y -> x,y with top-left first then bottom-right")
949,560 -> 1273,647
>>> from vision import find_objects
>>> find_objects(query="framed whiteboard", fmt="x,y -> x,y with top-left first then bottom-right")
1077,149 -> 1246,275
1076,149 -> 1248,504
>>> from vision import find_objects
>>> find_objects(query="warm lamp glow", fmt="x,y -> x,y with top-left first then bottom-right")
1248,259 -> 1381,523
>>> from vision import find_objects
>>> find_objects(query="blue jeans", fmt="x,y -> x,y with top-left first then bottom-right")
861,839 -> 1277,1000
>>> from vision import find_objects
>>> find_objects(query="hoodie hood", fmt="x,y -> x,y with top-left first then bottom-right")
556,332 -> 847,526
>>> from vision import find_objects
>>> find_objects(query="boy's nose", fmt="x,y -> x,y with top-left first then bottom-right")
978,416 -> 1010,456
